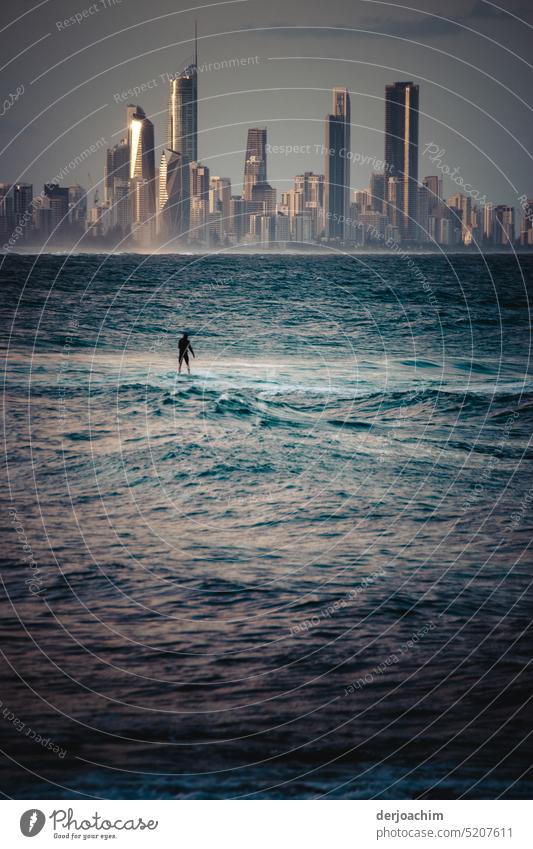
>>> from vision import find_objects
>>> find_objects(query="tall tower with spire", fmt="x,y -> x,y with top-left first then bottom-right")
167,24 -> 198,162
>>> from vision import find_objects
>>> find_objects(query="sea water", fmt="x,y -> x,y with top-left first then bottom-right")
1,252 -> 532,798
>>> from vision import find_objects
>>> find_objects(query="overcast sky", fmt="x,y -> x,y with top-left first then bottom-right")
1,0 -> 532,208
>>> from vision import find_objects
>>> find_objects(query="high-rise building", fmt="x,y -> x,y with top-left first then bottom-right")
127,105 -> 156,242
229,196 -> 247,242
110,179 -> 131,235
127,106 -> 154,182
209,176 -> 232,235
189,196 -> 208,243
68,185 -> 87,228
482,203 -> 494,244
0,182 -> 11,215
448,193 -> 473,243
189,161 -> 209,199
520,200 -> 533,246
104,140 -> 130,237
384,81 -> 419,240
13,183 -> 33,223
243,128 -> 267,201
159,150 -> 190,245
44,183 -> 69,237
274,213 -> 290,243
293,212 -> 314,244
250,182 -> 276,215
422,175 -> 442,209
359,210 -> 388,242
354,190 -> 371,211
417,184 -> 431,242
32,195 -> 52,237
167,65 -> 198,162
439,218 -> 454,246
105,140 -> 129,205
167,26 -> 198,161
385,176 -> 401,231
493,205 -> 515,245
86,201 -> 112,239
294,172 -> 324,207
0,183 -> 33,243
293,172 -> 324,238
325,86 -> 351,241
188,161 -> 209,243
258,215 -> 275,246
158,152 -> 168,219
369,172 -> 386,213
208,210 -> 224,244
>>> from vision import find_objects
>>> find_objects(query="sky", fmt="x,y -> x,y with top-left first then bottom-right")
1,0 -> 532,208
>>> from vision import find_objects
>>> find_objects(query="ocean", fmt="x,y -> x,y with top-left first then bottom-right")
1,252 -> 532,799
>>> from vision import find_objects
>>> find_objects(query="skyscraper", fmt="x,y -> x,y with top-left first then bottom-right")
127,106 -> 155,184
105,139 -> 130,236
0,183 -> 33,243
493,205 -> 515,245
369,172 -> 386,213
243,128 -> 267,201
483,203 -> 494,244
229,196 -> 247,242
250,181 -> 276,215
189,161 -> 209,243
384,81 -> 419,240
324,86 -> 351,241
385,176 -> 401,231
209,176 -> 232,236
448,193 -> 473,244
127,104 -> 156,241
68,185 -> 87,228
189,161 -> 209,199
159,150 -> 189,245
520,200 -> 533,246
105,140 -> 129,205
422,175 -> 442,208
157,151 -> 169,235
167,32 -> 198,164
294,172 -> 325,238
44,183 -> 69,237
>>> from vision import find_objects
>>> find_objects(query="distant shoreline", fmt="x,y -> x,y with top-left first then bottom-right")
3,248 -> 533,258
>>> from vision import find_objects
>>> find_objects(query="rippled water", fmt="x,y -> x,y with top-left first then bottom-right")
1,253 -> 532,798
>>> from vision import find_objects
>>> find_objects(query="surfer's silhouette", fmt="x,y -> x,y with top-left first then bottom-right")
178,332 -> 195,374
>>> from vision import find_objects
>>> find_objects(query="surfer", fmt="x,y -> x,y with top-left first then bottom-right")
178,332 -> 195,374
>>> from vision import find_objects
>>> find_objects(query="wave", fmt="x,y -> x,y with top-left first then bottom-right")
114,381 -> 533,427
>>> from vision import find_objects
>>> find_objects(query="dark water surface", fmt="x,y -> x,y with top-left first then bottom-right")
1,253 -> 532,798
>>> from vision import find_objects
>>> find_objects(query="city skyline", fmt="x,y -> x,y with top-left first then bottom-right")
1,1 -> 531,216
0,8 -> 531,251
1,65 -> 531,250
